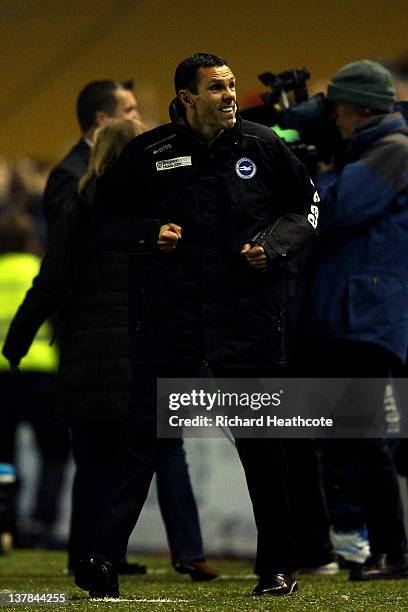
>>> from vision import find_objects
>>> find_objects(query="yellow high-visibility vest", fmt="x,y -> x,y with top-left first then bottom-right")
0,253 -> 58,372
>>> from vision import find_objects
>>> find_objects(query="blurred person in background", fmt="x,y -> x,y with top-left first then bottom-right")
39,77 -> 143,572
2,119 -> 216,581
0,212 -> 71,548
295,60 -> 408,581
381,52 -> 408,486
42,79 -> 141,233
382,52 -> 408,101
0,158 -> 13,212
11,157 -> 51,245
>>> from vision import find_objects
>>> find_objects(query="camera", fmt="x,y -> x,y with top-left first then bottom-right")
241,68 -> 408,177
240,68 -> 343,176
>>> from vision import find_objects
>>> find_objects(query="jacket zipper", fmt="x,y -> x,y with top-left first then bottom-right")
135,262 -> 153,334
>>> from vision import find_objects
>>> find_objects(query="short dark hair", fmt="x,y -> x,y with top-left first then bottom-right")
76,80 -> 133,133
174,53 -> 228,94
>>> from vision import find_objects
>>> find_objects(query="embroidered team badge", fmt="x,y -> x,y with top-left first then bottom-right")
235,158 -> 257,179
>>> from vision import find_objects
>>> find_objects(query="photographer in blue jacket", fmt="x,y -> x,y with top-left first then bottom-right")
296,60 -> 408,581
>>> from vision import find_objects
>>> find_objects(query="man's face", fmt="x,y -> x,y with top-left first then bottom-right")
333,102 -> 365,139
186,65 -> 237,140
113,89 -> 141,123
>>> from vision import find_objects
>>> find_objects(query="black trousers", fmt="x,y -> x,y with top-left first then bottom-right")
295,339 -> 407,556
69,420 -> 133,568
69,427 -> 205,567
88,367 -> 300,575
283,438 -> 334,568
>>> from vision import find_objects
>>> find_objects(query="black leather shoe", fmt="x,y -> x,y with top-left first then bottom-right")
252,573 -> 298,596
75,556 -> 119,598
68,558 -> 146,576
117,559 -> 147,575
349,553 -> 408,581
174,560 -> 218,581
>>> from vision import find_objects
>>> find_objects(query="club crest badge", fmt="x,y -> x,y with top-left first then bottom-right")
235,158 -> 257,179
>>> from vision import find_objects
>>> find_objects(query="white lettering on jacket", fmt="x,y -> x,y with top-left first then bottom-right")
307,204 -> 319,229
156,156 -> 192,171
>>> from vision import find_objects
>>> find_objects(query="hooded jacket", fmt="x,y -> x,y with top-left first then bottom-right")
94,102 -> 319,369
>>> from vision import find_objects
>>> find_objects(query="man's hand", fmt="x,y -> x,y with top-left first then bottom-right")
241,243 -> 268,270
158,223 -> 182,253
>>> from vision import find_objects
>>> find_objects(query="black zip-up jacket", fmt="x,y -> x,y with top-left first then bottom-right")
95,103 -> 319,368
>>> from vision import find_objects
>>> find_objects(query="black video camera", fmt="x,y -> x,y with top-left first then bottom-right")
240,68 -> 343,176
241,68 -> 408,177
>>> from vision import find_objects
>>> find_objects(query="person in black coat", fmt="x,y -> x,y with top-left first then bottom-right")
2,119 -> 216,581
42,80 -> 140,233
39,78 -> 144,571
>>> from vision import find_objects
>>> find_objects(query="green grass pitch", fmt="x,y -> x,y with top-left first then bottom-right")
1,551 -> 408,611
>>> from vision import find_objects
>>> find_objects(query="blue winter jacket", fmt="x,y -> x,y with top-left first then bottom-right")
298,112 -> 408,362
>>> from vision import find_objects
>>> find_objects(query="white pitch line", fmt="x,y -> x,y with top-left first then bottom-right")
91,598 -> 189,603
219,574 -> 256,580
147,569 -> 256,580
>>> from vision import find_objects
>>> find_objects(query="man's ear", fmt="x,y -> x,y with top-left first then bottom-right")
95,111 -> 109,127
178,90 -> 194,110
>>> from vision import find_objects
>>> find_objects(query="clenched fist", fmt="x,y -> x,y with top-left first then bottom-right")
158,223 -> 182,253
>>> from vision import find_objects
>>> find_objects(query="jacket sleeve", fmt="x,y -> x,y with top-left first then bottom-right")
2,205 -> 74,365
42,166 -> 79,232
251,136 -> 320,264
94,141 -> 163,254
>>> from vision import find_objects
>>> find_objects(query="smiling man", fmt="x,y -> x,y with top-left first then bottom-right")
179,63 -> 237,136
75,53 -> 320,599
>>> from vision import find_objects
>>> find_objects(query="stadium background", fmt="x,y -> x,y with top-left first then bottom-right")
2,0 -> 408,557
1,0 -> 407,160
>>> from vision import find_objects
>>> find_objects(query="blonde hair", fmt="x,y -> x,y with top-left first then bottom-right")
79,118 -> 145,193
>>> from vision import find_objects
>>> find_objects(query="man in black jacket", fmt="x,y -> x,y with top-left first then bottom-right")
76,53 -> 320,598
42,80 -> 140,232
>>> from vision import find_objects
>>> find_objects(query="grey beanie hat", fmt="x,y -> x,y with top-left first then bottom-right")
327,60 -> 396,112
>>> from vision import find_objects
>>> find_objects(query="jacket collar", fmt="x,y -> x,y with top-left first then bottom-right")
168,98 -> 242,149
345,112 -> 408,162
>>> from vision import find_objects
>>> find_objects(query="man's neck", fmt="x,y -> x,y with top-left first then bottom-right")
83,136 -> 94,148
83,128 -> 97,147
188,121 -> 220,144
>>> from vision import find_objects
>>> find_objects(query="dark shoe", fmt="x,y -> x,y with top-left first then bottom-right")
117,558 -> 147,575
67,558 -> 147,576
349,553 -> 408,581
75,556 -> 119,598
253,573 -> 298,596
174,560 -> 218,581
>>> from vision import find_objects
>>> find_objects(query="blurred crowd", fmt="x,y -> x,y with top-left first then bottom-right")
0,156 -> 51,248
